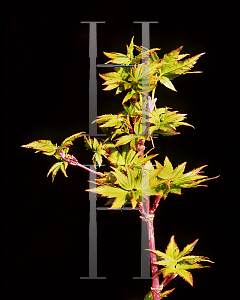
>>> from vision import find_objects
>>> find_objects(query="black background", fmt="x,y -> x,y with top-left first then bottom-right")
5,1 -> 237,299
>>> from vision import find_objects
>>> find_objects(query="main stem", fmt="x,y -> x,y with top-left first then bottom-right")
139,138 -> 162,300
147,195 -> 162,300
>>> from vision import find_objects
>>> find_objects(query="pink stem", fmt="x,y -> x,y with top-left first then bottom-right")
58,150 -> 103,176
137,140 -> 161,299
151,195 -> 161,214
147,211 -> 162,300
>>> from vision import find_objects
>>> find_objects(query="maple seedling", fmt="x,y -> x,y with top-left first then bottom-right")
21,36 -> 219,300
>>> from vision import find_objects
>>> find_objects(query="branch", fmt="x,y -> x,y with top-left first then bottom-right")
58,150 -> 103,176
150,195 -> 161,214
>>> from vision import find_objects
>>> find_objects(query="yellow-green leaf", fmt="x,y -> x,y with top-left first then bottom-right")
172,162 -> 187,178
147,235 -> 214,286
111,167 -> 133,190
87,185 -> 128,199
159,76 -> 177,92
115,134 -> 136,147
21,140 -> 57,156
60,161 -> 68,178
165,235 -> 180,259
177,239 -> 199,259
102,83 -> 119,91
107,149 -> 125,166
158,156 -> 173,179
175,268 -> 193,286
110,193 -> 127,209
130,193 -> 138,209
87,185 -> 128,210
47,162 -> 63,182
122,90 -> 135,104
61,132 -> 85,148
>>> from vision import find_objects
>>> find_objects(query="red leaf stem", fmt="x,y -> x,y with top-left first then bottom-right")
58,150 -> 103,176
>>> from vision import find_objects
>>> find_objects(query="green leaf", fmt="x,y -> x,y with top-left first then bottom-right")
178,255 -> 214,265
159,76 -> 177,92
87,186 -> 128,209
163,53 -> 205,77
99,118 -> 119,128
102,83 -> 120,91
103,51 -> 128,59
144,288 -> 175,300
174,268 -> 193,286
115,134 -> 136,147
144,290 -> 153,300
134,153 -> 159,168
161,46 -> 183,67
172,162 -> 187,178
107,148 -> 126,166
129,190 -> 140,209
126,36 -> 134,61
47,161 -> 68,182
122,90 -> 135,104
158,156 -> 174,179
111,167 -> 134,190
147,235 -> 214,287
160,288 -> 175,299
103,51 -> 131,65
61,132 -> 85,148
93,152 -> 103,168
110,192 -> 127,209
125,148 -> 138,165
87,185 -> 127,198
165,235 -> 180,259
21,140 -> 57,156
177,239 -> 199,259
60,161 -> 68,178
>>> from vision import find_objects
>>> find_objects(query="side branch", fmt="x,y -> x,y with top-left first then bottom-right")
150,195 -> 161,214
58,150 -> 103,176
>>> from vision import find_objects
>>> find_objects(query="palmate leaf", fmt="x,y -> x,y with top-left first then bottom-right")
147,235 -> 214,286
114,134 -> 137,147
93,113 -> 131,140
60,132 -> 85,148
86,185 -> 129,209
165,235 -> 179,259
158,46 -> 205,91
122,90 -> 135,104
162,52 -> 205,78
159,76 -> 177,92
100,38 -> 205,102
22,132 -> 89,182
84,136 -> 108,167
150,107 -> 194,136
47,160 -> 68,182
103,52 -> 131,65
21,140 -> 57,156
153,156 -> 219,199
107,144 -> 158,169
87,163 -> 156,209
111,166 -> 134,191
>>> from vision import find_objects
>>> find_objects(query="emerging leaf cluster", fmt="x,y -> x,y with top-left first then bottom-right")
87,151 -> 218,209
99,36 -> 204,98
21,38 -> 218,201
21,132 -> 85,182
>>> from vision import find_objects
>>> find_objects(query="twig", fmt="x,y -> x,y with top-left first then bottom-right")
58,150 -> 103,176
150,195 -> 161,214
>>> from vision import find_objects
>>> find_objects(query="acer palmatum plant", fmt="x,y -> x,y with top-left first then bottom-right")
21,37 -> 219,300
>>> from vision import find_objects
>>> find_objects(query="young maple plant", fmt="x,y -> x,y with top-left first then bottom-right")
21,37 -> 219,300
